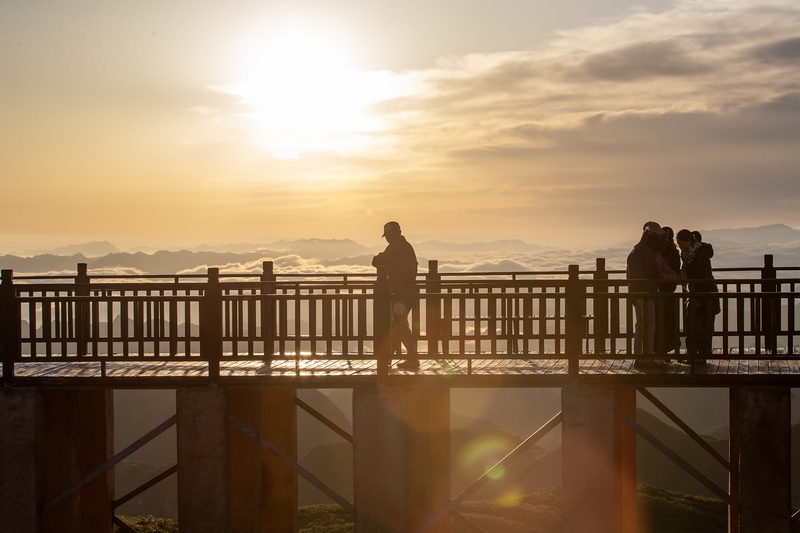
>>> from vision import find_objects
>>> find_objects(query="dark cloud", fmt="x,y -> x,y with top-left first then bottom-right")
578,40 -> 712,81
752,36 -> 800,63
758,92 -> 800,114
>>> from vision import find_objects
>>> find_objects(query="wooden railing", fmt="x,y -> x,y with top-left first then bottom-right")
1,255 -> 799,383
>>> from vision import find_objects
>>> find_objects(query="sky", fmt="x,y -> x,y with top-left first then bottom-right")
2,0 -> 800,253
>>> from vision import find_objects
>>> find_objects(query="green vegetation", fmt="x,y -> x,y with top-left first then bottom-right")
114,515 -> 178,533
299,504 -> 355,532
296,485 -> 727,533
451,485 -> 727,533
637,485 -> 727,533
115,485 -> 728,532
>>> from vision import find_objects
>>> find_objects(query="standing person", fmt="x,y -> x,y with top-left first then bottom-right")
655,226 -> 681,356
627,222 -> 666,367
372,221 -> 419,369
676,229 -> 719,366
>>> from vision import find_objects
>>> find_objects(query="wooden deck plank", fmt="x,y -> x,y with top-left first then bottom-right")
16,362 -> 103,378
7,355 -> 800,383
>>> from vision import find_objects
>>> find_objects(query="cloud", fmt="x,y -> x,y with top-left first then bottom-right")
379,0 -> 800,150
578,40 -> 712,81
181,0 -> 800,245
752,36 -> 800,63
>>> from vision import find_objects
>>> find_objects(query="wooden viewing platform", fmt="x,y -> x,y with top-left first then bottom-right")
1,255 -> 799,533
2,255 -> 799,388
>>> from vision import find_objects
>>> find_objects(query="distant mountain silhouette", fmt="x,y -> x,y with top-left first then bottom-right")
89,250 -> 268,274
319,254 -> 375,268
20,241 -> 120,258
417,239 -> 549,253
4,226 -> 799,275
268,238 -> 374,260
703,223 -> 800,245
0,253 -> 90,274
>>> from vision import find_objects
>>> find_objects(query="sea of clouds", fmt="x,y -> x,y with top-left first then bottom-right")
4,225 -> 800,278
75,240 -> 800,280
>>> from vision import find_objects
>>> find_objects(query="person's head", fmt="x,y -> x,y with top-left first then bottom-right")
381,221 -> 402,242
676,229 -> 694,251
662,226 -> 675,242
642,221 -> 666,237
691,230 -> 702,242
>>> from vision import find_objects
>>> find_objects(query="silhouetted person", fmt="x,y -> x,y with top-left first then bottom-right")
628,222 -> 668,367
677,229 -> 719,366
655,226 -> 681,356
372,221 -> 419,369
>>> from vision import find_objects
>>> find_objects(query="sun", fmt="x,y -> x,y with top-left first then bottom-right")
229,23 -> 400,159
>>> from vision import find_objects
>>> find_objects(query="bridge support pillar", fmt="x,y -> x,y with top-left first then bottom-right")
562,386 -> 636,533
229,388 -> 298,533
177,388 -> 230,532
735,386 -> 791,533
0,388 -> 43,533
177,388 -> 298,533
353,386 -> 450,533
44,389 -> 114,533
0,389 -> 115,533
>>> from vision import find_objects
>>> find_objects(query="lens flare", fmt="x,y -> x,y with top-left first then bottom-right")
457,431 -> 518,482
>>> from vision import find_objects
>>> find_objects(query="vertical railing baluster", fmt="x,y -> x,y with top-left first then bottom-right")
566,264 -> 583,378
76,263 -> 90,356
261,261 -> 276,363
426,260 -> 441,358
169,285 -> 178,356
201,267 -> 222,381
593,258 -> 609,355
374,265 -> 391,381
761,254 -> 777,355
1,269 -> 17,383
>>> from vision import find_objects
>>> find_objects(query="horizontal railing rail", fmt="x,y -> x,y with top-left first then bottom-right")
2,255 -> 799,383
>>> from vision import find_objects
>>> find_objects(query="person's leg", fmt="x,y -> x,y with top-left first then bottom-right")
393,299 -> 418,368
669,297 -> 681,354
644,298 -> 657,358
695,303 -> 713,364
390,300 -> 402,359
684,300 -> 697,360
633,298 -> 644,355
657,294 -> 679,355
633,298 -> 659,367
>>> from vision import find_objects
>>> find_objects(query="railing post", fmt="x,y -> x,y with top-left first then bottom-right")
566,264 -> 583,378
261,261 -> 276,361
426,260 -> 441,357
1,269 -> 17,383
374,265 -> 391,381
761,254 -> 778,355
593,258 -> 609,354
202,267 -> 223,381
76,263 -> 90,356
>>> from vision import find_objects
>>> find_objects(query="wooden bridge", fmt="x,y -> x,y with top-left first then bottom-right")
1,255 -> 798,532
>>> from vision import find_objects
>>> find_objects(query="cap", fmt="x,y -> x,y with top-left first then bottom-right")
382,221 -> 401,237
643,221 -> 666,235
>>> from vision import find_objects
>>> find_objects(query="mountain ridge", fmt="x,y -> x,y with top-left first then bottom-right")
3,224 -> 799,275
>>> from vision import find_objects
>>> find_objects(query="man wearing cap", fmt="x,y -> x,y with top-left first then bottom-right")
627,222 -> 667,367
372,221 -> 419,369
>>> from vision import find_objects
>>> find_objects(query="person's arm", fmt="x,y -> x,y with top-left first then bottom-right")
372,243 -> 396,268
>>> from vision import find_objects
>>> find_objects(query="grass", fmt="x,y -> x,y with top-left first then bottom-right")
116,484 -> 729,532
115,515 -> 178,533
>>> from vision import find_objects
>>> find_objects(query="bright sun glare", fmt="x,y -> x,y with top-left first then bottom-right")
231,24 -> 401,159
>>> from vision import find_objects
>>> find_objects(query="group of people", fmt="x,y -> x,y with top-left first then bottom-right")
627,221 -> 720,368
373,219 -> 721,372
